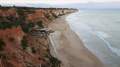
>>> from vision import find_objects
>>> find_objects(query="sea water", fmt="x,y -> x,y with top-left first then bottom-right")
66,10 -> 120,67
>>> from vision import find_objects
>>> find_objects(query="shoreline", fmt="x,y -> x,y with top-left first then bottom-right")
48,15 -> 104,67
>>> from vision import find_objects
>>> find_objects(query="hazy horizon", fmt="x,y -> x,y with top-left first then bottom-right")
1,0 -> 120,9
1,0 -> 120,5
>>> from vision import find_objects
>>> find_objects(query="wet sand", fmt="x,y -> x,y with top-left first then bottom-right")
48,16 -> 104,67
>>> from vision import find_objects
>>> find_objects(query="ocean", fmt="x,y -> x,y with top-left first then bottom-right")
66,10 -> 120,67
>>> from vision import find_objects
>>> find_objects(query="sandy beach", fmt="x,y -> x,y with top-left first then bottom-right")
48,16 -> 104,67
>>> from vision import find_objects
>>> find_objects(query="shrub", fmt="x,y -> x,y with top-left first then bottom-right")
16,8 -> 25,16
0,22 -> 12,29
0,21 -> 21,29
14,20 -> 21,27
21,23 -> 34,33
21,36 -> 28,50
31,47 -> 36,54
0,39 -> 5,51
49,56 -> 61,67
52,13 -> 58,18
45,14 -> 51,20
16,8 -> 26,21
37,21 -> 44,28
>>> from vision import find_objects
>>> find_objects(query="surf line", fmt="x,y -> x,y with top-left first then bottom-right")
96,31 -> 120,56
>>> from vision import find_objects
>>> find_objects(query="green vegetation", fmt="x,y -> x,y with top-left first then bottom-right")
16,8 -> 25,16
37,21 -> 44,28
16,8 -> 26,23
0,39 -> 5,51
16,9 -> 44,33
50,56 -> 61,67
21,23 -> 34,33
52,13 -> 58,18
0,21 -> 21,29
14,20 -> 21,27
16,8 -> 35,33
44,52 -> 61,67
0,22 -> 12,29
45,14 -> 54,20
31,47 -> 36,54
21,36 -> 28,50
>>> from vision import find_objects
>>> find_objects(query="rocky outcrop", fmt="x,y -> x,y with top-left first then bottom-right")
0,7 -> 77,67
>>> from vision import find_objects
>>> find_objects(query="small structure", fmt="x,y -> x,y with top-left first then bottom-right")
30,28 -> 54,37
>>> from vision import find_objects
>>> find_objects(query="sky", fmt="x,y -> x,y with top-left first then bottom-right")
0,0 -> 120,5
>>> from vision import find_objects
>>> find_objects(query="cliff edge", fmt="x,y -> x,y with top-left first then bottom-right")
0,7 -> 77,67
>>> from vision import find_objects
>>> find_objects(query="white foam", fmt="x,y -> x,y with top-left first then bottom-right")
95,31 -> 110,38
96,31 -> 120,56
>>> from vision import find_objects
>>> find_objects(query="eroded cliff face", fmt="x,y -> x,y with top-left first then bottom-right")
0,7 -> 77,67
